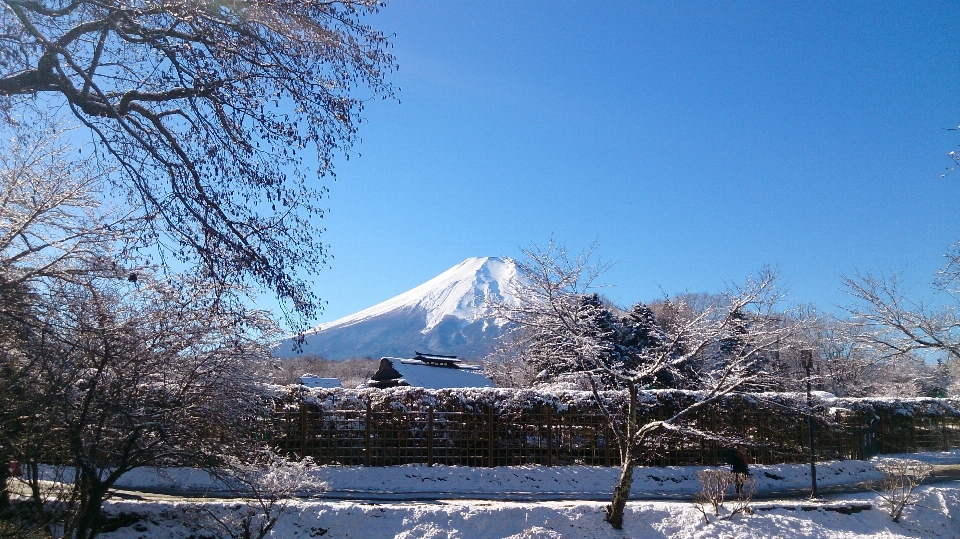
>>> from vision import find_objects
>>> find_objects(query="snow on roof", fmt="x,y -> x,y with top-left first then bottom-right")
300,375 -> 342,389
380,357 -> 496,389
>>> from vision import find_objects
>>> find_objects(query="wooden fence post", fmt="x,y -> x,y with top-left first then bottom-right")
941,419 -> 948,452
365,400 -> 372,467
947,417 -> 960,451
546,408 -> 553,467
300,403 -> 307,460
488,406 -> 495,468
428,407 -> 434,467
861,411 -> 868,460
911,418 -> 917,453
603,422 -> 611,467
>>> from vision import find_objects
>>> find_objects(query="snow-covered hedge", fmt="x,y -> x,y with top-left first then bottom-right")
272,385 -> 821,417
269,385 -> 960,431
827,396 -> 960,419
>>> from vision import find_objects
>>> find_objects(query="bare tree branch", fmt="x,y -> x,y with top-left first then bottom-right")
0,0 -> 396,329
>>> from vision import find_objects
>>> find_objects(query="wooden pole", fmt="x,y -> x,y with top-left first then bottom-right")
604,422 -> 611,467
428,407 -> 434,467
805,361 -> 818,498
300,403 -> 307,460
365,400 -> 372,467
488,406 -> 495,468
546,408 -> 553,467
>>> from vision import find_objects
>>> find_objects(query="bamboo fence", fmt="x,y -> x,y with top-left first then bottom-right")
268,389 -> 960,467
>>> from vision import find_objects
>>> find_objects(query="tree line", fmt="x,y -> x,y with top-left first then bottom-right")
484,246 -> 960,401
481,240 -> 960,528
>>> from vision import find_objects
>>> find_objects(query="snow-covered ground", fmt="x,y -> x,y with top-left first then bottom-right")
102,488 -> 960,539
110,450 -> 960,501
109,459 -> 884,501
90,452 -> 960,538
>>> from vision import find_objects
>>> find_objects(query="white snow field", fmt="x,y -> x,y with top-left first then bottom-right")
95,453 -> 960,538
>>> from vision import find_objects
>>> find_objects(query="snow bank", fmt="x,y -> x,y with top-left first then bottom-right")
101,451 -> 960,500
98,483 -> 960,538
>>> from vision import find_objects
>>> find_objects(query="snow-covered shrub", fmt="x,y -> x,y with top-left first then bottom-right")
875,458 -> 933,522
693,470 -> 755,523
278,384 -> 821,420
189,451 -> 326,539
694,469 -> 732,521
830,397 -> 960,419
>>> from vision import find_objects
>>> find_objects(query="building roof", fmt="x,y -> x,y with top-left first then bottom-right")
370,356 -> 496,390
412,351 -> 462,367
300,375 -> 343,389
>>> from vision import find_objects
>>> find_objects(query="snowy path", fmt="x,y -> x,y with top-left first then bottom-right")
99,452 -> 960,502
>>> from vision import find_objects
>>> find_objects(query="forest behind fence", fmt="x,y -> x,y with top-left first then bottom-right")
269,386 -> 960,467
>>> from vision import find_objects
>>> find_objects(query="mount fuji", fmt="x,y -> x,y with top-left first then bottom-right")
272,257 -> 522,360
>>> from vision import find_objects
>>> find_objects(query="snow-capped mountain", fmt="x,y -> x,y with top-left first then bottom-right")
273,257 -> 522,360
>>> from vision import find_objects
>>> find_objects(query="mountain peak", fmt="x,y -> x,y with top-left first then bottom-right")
275,257 -> 521,360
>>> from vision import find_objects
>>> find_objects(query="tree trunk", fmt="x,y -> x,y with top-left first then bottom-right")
605,384 -> 639,529
605,454 -> 634,529
0,461 -> 9,512
73,476 -> 108,539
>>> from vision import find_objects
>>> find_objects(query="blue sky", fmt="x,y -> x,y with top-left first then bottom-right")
295,1 -> 959,325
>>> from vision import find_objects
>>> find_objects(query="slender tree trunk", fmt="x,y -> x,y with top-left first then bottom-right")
75,492 -> 106,539
605,384 -> 639,529
26,461 -> 50,526
0,460 -> 9,512
605,450 -> 634,529
73,472 -> 108,539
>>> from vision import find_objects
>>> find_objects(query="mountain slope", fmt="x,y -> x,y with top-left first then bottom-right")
273,257 -> 521,360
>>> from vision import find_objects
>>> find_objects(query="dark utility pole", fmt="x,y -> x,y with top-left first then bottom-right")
801,349 -> 819,499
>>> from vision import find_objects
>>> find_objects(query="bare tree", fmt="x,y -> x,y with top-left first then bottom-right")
943,120 -> 960,178
791,309 -> 876,397
0,123 -> 286,539
0,0 -> 395,328
480,326 -> 540,388
0,120 -> 140,290
490,241 -> 798,529
489,242 -> 613,385
188,451 -> 326,539
774,306 -> 944,398
843,271 -> 960,365
0,121 -> 138,527
15,271 -> 280,539
876,459 -> 934,523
